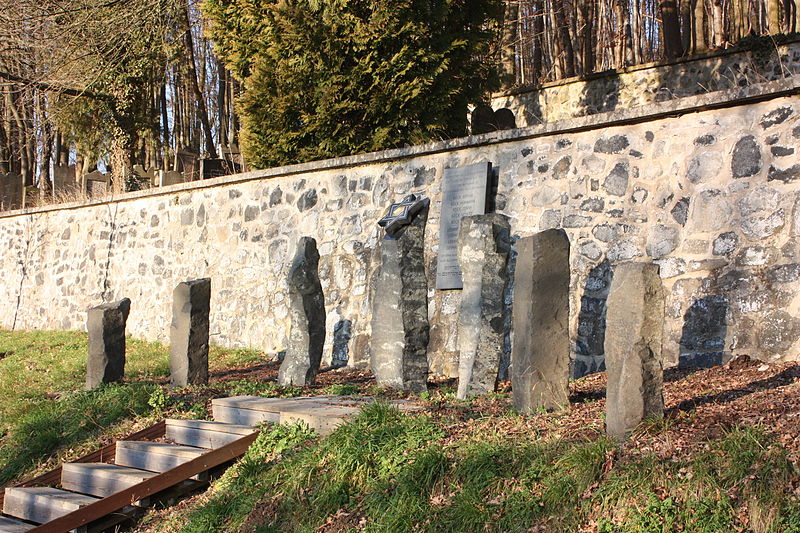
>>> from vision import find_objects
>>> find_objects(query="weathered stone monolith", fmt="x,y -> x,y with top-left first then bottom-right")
86,298 -> 131,390
605,262 -> 665,439
371,195 -> 430,392
456,213 -> 511,399
511,229 -> 570,413
169,278 -> 211,387
278,237 -> 326,386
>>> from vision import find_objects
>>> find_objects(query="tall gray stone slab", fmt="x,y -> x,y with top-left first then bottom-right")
511,229 -> 570,413
456,213 -> 511,399
371,203 -> 430,392
169,278 -> 211,387
86,298 -> 131,390
605,262 -> 666,439
278,237 -> 326,386
436,162 -> 491,289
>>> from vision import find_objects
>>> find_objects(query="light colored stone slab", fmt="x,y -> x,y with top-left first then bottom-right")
2,487 -> 98,525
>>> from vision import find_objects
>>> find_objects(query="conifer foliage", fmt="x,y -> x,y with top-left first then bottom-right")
203,0 -> 501,168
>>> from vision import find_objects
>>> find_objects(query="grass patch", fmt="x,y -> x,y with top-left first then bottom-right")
154,416 -> 800,533
0,329 -> 275,485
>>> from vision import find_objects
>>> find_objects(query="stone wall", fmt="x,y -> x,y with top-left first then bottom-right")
492,36 -> 800,128
1,75 -> 799,378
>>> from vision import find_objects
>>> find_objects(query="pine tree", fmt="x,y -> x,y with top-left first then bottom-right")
204,0 -> 502,168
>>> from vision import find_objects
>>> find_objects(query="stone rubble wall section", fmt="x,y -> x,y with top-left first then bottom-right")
492,39 -> 800,127
0,95 -> 798,376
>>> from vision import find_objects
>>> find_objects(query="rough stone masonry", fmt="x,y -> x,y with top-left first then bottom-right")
0,63 -> 798,376
86,298 -> 131,389
278,237 -> 326,386
170,278 -> 211,387
605,262 -> 666,439
456,213 -> 511,399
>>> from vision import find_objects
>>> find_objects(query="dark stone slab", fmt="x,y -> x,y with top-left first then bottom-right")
332,319 -> 352,368
278,237 -> 326,386
371,201 -> 430,391
86,298 -> 131,390
436,162 -> 490,289
511,229 -> 570,413
456,214 -> 511,399
169,278 -> 211,387
605,263 -> 665,439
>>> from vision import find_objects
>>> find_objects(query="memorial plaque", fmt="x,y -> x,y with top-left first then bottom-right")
436,162 -> 491,289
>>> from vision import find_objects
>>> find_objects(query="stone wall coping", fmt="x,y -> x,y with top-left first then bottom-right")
491,34 -> 800,99
2,74 -> 799,221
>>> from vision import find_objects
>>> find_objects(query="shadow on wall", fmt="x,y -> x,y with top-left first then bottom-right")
573,259 -> 613,379
679,295 -> 729,368
578,71 -> 621,117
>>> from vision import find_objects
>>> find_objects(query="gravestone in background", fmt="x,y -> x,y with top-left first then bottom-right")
512,229 -> 571,413
0,173 -> 22,210
371,194 -> 431,392
605,262 -> 666,439
456,213 -> 511,399
53,165 -> 78,196
84,170 -> 109,198
278,237 -> 326,386
170,278 -> 211,387
86,298 -> 131,389
436,162 -> 491,289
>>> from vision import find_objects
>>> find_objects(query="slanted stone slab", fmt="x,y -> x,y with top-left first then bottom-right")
0,516 -> 34,533
605,262 -> 666,439
2,487 -> 98,525
61,463 -> 156,500
371,197 -> 430,392
165,419 -> 253,449
278,237 -> 326,386
512,229 -> 571,413
86,298 -> 131,390
456,213 -> 511,399
169,278 -> 211,387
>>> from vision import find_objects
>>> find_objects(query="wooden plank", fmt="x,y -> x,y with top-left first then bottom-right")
3,488 -> 98,525
0,516 -> 34,533
25,431 -> 258,533
61,464 -> 155,499
114,442 -> 207,480
0,422 -> 165,510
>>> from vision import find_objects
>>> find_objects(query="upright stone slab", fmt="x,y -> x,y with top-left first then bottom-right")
436,162 -> 491,289
605,262 -> 666,439
371,195 -> 430,392
511,229 -> 570,413
169,278 -> 211,387
86,298 -> 131,390
456,214 -> 511,399
278,237 -> 326,386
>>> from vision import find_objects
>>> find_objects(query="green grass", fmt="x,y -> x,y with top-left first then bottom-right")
153,412 -> 800,533
0,328 -> 274,485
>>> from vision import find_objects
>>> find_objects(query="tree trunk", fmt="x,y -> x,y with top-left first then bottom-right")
554,0 -> 576,76
500,0 -> 519,89
693,0 -> 709,52
767,0 -> 782,32
182,5 -> 217,158
659,0 -> 685,58
532,0 -> 545,81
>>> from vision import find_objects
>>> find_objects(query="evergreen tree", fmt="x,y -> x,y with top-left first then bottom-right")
203,0 -> 502,168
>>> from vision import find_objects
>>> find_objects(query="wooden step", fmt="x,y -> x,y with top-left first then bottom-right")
115,441 -> 208,480
61,463 -> 156,501
0,516 -> 34,533
165,419 -> 254,449
2,487 -> 98,525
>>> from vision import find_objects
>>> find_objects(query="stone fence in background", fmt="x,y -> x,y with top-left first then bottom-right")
491,35 -> 800,127
0,70 -> 798,379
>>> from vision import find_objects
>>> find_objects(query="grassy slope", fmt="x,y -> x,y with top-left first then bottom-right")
0,329 -> 269,485
146,403 -> 800,533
